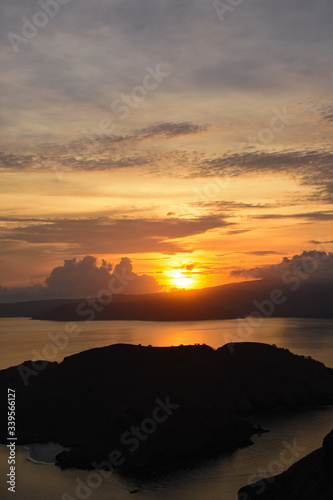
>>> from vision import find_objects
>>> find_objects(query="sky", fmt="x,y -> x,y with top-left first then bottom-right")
0,0 -> 333,299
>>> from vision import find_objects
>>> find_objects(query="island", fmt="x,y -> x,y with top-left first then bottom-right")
1,342 -> 333,475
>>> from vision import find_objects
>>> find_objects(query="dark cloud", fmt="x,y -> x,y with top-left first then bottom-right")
321,104 -> 333,122
254,211 -> 333,221
1,0 -> 333,151
0,152 -> 36,171
245,251 -> 279,256
137,122 -> 208,139
0,121 -> 207,172
191,201 -> 280,212
0,255 -> 162,302
199,148 -> 333,176
225,229 -> 252,236
11,145 -> 330,206
112,257 -> 161,294
2,215 -> 231,255
1,134 -> 333,208
231,250 -> 333,282
308,240 -> 333,245
45,256 -> 113,297
196,148 -> 333,203
180,262 -> 197,271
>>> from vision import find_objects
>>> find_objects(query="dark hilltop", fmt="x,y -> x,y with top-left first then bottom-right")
1,342 -> 333,475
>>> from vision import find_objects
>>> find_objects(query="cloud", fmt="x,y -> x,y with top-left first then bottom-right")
196,148 -> 333,203
3,215 -> 231,255
231,250 -> 333,283
321,105 -> 333,122
0,121 -> 208,172
45,256 -> 113,297
254,211 -> 333,221
1,132 -> 333,206
0,255 -> 162,302
225,229 -> 252,236
20,144 -> 329,206
112,257 -> 161,294
180,262 -> 196,271
199,148 -> 333,176
308,240 -> 333,245
190,201 -> 281,213
137,122 -> 208,139
245,251 -> 279,256
1,0 -> 333,155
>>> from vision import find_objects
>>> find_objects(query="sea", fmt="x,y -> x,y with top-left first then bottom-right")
1,317 -> 333,500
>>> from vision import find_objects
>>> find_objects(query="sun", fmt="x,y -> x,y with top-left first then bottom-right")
171,269 -> 195,289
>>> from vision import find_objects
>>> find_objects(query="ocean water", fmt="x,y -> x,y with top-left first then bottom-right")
1,317 -> 333,369
1,317 -> 333,499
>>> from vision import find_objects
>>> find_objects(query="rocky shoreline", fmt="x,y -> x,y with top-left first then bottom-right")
238,430 -> 333,499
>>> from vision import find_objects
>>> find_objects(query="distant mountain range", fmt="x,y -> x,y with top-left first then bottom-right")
0,279 -> 332,321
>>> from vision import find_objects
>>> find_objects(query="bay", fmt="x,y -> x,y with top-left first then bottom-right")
0,317 -> 333,499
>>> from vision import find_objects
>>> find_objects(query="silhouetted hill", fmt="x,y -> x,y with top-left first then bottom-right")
0,279 -> 331,321
1,342 -> 333,473
0,280 -> 333,321
238,430 -> 333,499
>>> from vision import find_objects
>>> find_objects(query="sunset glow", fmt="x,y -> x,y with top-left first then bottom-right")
171,270 -> 195,290
1,4 -> 333,500
0,0 -> 332,302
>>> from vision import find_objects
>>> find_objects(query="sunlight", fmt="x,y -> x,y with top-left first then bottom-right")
171,269 -> 195,289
